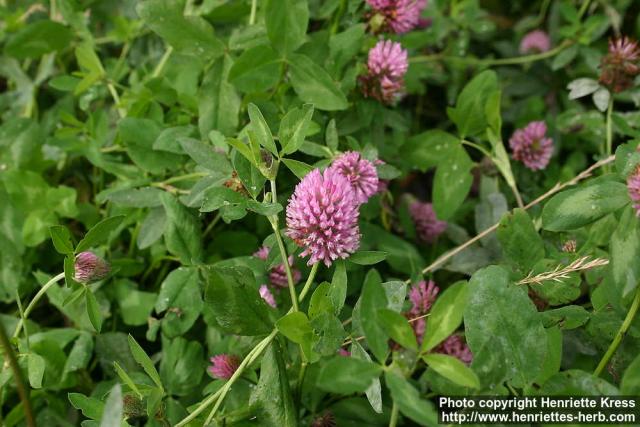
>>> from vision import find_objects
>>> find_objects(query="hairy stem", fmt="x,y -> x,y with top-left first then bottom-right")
0,323 -> 36,427
298,263 -> 320,301
13,272 -> 65,338
389,402 -> 399,427
270,179 -> 299,312
594,285 -> 640,377
605,96 -> 614,171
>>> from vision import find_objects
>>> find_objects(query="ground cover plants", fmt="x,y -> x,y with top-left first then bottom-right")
2,0 -> 640,426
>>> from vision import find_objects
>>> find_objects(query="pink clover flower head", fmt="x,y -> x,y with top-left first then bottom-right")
259,284 -> 277,308
367,0 -> 428,34
330,151 -> 379,204
519,30 -> 551,54
208,354 -> 240,380
253,246 -> 270,260
409,201 -> 447,243
627,164 -> 640,216
600,37 -> 640,93
434,335 -> 473,365
407,280 -> 439,342
509,121 -> 554,171
285,168 -> 360,267
74,251 -> 110,284
337,348 -> 351,357
361,40 -> 408,104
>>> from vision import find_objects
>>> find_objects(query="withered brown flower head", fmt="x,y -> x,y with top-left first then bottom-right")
599,37 -> 640,93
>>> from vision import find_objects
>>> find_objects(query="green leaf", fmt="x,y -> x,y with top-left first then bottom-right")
423,353 -> 480,388
538,369 -> 618,395
377,309 -> 417,350
280,104 -> 314,155
68,393 -> 104,420
27,353 -> 45,389
85,290 -> 102,333
358,269 -> 389,362
137,207 -> 166,249
317,357 -> 382,394
308,282 -> 334,319
551,44 -> 578,70
404,130 -> 458,172
127,334 -> 164,391
249,341 -> 297,427
104,187 -> 164,208
119,118 -> 182,173
136,0 -> 224,61
351,341 -> 383,413
199,56 -> 240,137
464,266 -> 547,387
385,371 -> 438,426
75,215 -> 124,253
433,142 -> 473,220
329,260 -> 347,316
159,337 -> 203,396
179,137 -> 232,173
447,70 -> 498,138
155,267 -> 203,337
310,312 -> 346,356
541,180 -> 629,231
228,45 -> 282,93
540,305 -> 590,329
50,225 -> 74,255
288,54 -> 348,111
204,265 -> 273,335
248,103 -> 278,156
282,158 -> 313,179
348,251 -> 388,265
265,0 -> 309,55
325,119 -> 338,151
535,326 -> 562,385
422,280 -> 468,352
99,384 -> 123,427
496,208 -> 545,272
621,352 -> 640,394
114,280 -> 156,327
113,361 -> 143,399
5,21 -> 73,59
610,206 -> 640,299
160,193 -> 203,264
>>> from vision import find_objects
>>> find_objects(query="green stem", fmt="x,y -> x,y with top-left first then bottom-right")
158,172 -> 208,186
605,96 -> 614,171
173,387 -> 224,427
249,0 -> 257,25
13,272 -> 65,338
203,212 -> 222,238
410,40 -> 572,66
269,179 -> 299,312
594,285 -> 640,377
389,402 -> 399,427
0,323 -> 36,427
298,263 -> 320,301
461,139 -> 492,159
152,46 -> 173,78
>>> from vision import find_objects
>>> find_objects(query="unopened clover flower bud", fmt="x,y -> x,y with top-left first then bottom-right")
259,284 -> 277,308
208,354 -> 240,380
74,251 -> 110,284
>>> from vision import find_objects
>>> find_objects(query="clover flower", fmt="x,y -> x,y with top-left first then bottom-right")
434,335 -> 473,364
330,151 -> 379,204
519,30 -> 551,54
74,251 -> 110,284
259,284 -> 277,308
360,40 -> 408,104
285,168 -> 360,267
311,412 -> 337,427
600,37 -> 640,93
407,280 -> 440,342
208,354 -> 240,380
253,246 -> 301,287
627,164 -> 640,216
367,0 -> 428,34
409,201 -> 447,243
509,121 -> 554,171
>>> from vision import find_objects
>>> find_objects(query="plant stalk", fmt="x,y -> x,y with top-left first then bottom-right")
13,272 -> 65,338
0,323 -> 36,427
594,285 -> 640,377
